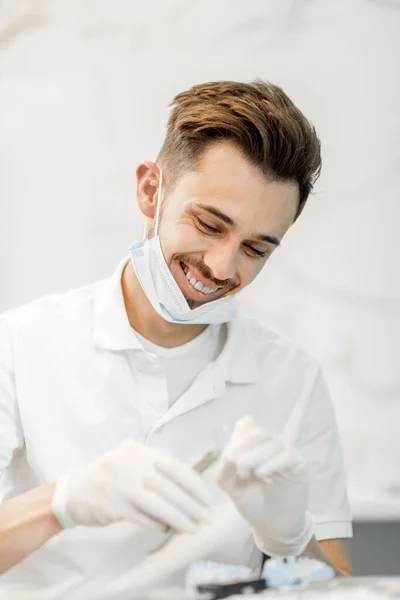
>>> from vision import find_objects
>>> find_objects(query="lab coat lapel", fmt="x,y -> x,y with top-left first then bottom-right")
148,318 -> 260,431
148,361 -> 226,431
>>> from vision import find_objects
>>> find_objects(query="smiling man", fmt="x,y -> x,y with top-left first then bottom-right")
0,81 -> 352,596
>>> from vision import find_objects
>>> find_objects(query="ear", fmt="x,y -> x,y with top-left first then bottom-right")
135,161 -> 161,226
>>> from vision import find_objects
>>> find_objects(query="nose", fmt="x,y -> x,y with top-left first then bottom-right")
203,242 -> 239,283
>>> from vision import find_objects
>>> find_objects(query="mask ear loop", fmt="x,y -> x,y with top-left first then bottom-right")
142,168 -> 163,240
141,216 -> 148,240
153,167 -> 163,237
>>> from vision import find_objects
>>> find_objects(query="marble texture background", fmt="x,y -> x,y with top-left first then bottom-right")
1,0 -> 400,518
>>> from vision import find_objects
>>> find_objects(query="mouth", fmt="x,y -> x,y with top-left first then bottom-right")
180,261 -> 219,295
173,260 -> 224,304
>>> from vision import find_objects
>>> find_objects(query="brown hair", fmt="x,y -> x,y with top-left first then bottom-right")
157,80 -> 321,218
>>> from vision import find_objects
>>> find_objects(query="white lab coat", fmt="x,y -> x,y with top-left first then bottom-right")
0,259 -> 352,599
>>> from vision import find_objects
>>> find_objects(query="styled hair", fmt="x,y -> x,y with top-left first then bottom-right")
158,80 -> 321,218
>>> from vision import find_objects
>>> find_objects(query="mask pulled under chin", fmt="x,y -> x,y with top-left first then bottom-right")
129,235 -> 237,325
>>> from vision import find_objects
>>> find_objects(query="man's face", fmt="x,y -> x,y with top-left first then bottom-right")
142,142 -> 299,309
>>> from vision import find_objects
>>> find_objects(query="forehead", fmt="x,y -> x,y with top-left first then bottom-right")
171,141 -> 300,237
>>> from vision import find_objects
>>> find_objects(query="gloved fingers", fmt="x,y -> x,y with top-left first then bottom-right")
221,417 -> 270,480
255,445 -> 302,480
280,450 -> 308,480
215,458 -> 239,490
223,423 -> 268,462
157,454 -> 212,507
146,470 -> 213,526
234,436 -> 283,472
235,464 -> 252,481
222,415 -> 259,452
232,415 -> 256,434
118,503 -> 167,532
131,489 -> 201,534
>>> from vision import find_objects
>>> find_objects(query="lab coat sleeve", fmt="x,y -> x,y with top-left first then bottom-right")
297,368 -> 353,540
0,316 -> 24,502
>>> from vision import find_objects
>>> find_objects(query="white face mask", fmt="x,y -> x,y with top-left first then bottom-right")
129,169 -> 237,324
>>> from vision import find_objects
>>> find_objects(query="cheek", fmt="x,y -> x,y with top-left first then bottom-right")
177,220 -> 217,248
238,258 -> 265,287
160,223 -> 206,259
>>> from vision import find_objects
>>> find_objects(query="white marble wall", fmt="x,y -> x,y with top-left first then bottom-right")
1,0 -> 399,518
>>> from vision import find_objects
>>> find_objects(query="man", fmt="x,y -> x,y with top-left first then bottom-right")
0,80 -> 352,597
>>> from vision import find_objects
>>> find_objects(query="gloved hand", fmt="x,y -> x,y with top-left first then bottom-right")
52,439 -> 212,534
216,416 -> 314,557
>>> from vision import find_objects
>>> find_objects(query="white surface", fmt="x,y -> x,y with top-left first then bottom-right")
0,1 -> 399,518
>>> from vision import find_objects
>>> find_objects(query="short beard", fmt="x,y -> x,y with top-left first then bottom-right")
186,297 -> 197,310
185,296 -> 209,310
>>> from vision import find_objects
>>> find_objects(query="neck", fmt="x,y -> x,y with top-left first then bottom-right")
121,260 -> 208,348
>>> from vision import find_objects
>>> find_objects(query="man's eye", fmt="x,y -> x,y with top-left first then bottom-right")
245,244 -> 269,258
197,218 -> 219,233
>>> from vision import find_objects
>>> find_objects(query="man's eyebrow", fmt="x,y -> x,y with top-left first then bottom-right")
196,203 -> 281,247
254,234 -> 281,247
197,204 -> 235,226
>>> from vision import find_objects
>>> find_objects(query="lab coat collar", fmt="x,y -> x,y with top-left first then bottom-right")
93,258 -> 260,384
216,318 -> 260,385
93,257 -> 143,351
146,321 -> 260,432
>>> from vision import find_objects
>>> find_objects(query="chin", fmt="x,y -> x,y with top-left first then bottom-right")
184,296 -> 211,310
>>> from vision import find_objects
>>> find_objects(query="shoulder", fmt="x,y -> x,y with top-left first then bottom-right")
0,278 -> 105,340
230,317 -> 336,441
237,316 -> 320,376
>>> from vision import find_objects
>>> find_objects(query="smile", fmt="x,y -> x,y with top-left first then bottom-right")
179,262 -> 217,295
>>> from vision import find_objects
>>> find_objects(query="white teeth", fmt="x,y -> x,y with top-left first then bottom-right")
185,269 -> 216,294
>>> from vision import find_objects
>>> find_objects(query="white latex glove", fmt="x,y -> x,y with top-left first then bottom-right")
52,439 -> 212,534
216,416 -> 314,557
